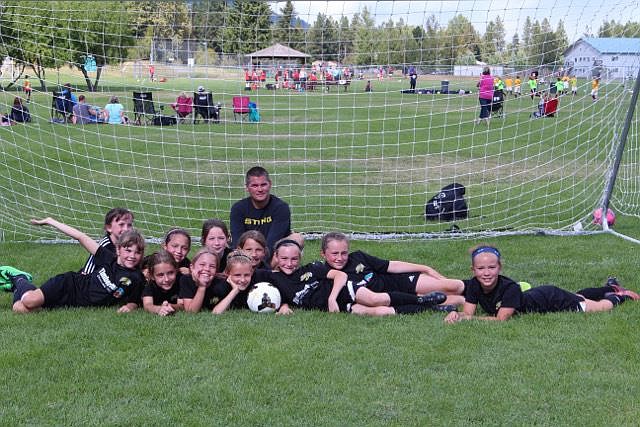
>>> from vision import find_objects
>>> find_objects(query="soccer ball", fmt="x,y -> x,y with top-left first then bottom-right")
247,282 -> 281,313
592,207 -> 616,226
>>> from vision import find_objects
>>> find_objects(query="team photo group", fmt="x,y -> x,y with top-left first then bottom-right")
1,166 -> 638,321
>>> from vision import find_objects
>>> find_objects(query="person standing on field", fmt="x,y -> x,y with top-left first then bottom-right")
476,67 -> 493,126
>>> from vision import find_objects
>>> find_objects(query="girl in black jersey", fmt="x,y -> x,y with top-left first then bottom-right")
444,244 -> 638,323
180,248 -> 225,312
237,230 -> 270,270
264,239 -> 446,316
142,250 -> 181,316
162,228 -> 192,276
80,207 -> 134,275
211,251 -> 253,314
320,232 -> 464,306
201,219 -> 232,278
2,217 -> 144,313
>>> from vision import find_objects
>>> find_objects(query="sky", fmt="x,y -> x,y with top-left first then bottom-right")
285,0 -> 640,43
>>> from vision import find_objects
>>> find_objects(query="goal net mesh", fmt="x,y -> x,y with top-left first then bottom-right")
0,0 -> 639,242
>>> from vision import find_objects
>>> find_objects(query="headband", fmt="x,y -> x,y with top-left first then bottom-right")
471,246 -> 501,260
275,239 -> 302,251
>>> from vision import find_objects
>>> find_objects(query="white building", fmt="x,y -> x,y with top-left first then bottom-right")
564,38 -> 640,79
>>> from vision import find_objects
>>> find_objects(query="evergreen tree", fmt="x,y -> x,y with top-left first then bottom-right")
307,13 -> 338,60
273,0 -> 295,44
222,0 -> 272,54
191,0 -> 229,54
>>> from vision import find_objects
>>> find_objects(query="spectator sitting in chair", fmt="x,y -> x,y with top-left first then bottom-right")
171,91 -> 193,123
72,95 -> 100,124
9,97 -> 31,123
103,96 -> 127,124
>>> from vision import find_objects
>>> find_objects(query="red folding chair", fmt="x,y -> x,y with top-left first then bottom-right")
233,96 -> 250,121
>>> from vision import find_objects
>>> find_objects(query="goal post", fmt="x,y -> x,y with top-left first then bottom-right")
0,1 -> 639,243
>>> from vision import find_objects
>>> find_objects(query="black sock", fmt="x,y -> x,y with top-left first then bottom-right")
12,275 -> 36,304
576,286 -> 609,300
604,294 -> 629,306
388,292 -> 418,306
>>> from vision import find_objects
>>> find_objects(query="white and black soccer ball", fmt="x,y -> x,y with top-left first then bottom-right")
247,282 -> 281,313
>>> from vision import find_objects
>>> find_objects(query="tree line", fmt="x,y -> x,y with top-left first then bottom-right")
0,0 -> 635,91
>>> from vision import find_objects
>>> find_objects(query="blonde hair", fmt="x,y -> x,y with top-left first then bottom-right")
225,249 -> 253,273
190,247 -> 219,269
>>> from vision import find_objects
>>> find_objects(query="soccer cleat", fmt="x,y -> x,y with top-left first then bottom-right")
416,291 -> 447,306
0,265 -> 33,284
606,277 -> 640,301
0,282 -> 13,292
431,304 -> 458,313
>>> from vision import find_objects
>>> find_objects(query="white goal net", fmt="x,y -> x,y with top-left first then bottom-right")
0,0 -> 639,242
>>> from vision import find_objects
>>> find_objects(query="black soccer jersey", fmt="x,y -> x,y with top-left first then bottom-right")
143,281 -> 181,306
326,250 -> 390,282
42,245 -> 144,308
254,262 -> 350,310
463,275 -> 523,315
80,234 -> 114,275
178,274 -> 246,310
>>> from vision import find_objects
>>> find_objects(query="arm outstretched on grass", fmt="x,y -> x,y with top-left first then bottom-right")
30,217 -> 99,255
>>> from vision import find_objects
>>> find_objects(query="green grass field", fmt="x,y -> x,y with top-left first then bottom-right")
2,70 -> 640,425
1,234 -> 640,425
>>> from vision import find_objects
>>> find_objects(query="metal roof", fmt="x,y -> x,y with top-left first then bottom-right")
247,43 -> 310,58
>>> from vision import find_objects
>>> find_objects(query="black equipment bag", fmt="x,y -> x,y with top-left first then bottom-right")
153,115 -> 176,126
425,183 -> 468,221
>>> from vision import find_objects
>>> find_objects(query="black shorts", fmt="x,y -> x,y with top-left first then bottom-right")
366,273 -> 418,294
39,273 -> 76,308
522,285 -> 584,313
332,280 -> 370,312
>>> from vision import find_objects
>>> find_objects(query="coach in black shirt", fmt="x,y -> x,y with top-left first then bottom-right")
230,166 -> 293,255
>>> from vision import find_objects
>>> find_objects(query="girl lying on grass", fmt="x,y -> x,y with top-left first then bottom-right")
236,230 -> 270,270
0,217 -> 145,313
320,232 -> 464,308
178,247 -> 252,313
201,218 -> 232,277
162,227 -> 192,276
142,250 -> 182,316
444,244 -> 639,323
258,238 -> 446,316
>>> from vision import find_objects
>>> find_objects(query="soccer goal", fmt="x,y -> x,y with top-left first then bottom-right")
0,1 -> 639,243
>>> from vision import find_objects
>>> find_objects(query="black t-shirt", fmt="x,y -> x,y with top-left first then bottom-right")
80,234 -> 114,275
254,262 -> 337,310
70,246 -> 144,307
143,281 -> 181,305
230,195 -> 292,253
178,274 -> 246,311
327,250 -> 390,282
463,275 -> 523,316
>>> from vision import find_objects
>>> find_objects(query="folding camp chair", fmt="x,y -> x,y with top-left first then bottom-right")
51,90 -> 73,122
232,96 -> 250,122
132,91 -> 156,125
193,92 -> 220,124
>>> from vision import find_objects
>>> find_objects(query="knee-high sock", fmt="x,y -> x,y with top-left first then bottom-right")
604,294 -> 629,306
576,286 -> 614,300
12,275 -> 36,304
388,292 -> 418,306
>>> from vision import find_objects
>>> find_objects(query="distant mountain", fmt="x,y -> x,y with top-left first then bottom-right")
271,13 -> 310,29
